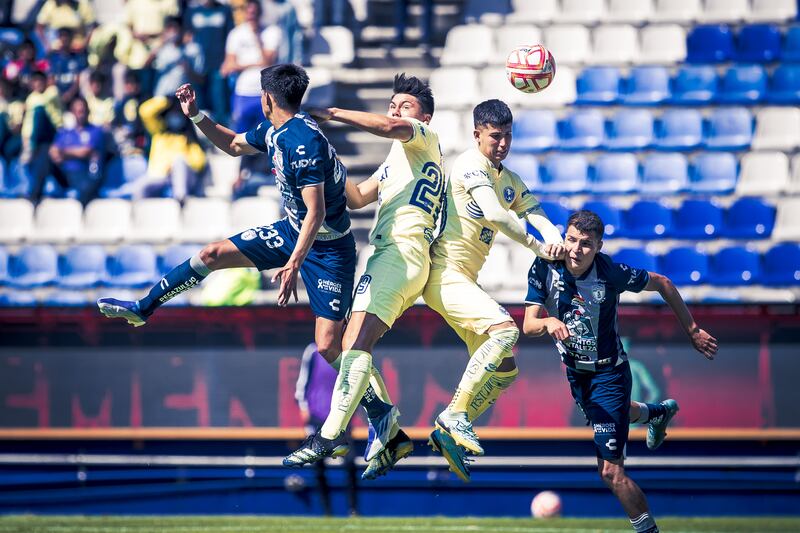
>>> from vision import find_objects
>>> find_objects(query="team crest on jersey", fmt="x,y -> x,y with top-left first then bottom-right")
591,283 -> 606,303
356,275 -> 372,294
479,227 -> 494,244
503,186 -> 515,202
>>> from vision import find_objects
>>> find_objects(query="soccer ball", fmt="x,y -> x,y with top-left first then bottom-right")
506,44 -> 556,93
531,490 -> 562,518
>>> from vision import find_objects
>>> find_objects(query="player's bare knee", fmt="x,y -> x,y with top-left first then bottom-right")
316,341 -> 340,363
599,461 -> 626,488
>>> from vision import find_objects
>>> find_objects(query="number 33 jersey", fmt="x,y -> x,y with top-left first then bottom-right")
369,118 -> 445,253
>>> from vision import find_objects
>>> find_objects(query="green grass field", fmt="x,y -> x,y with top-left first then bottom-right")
0,516 -> 798,533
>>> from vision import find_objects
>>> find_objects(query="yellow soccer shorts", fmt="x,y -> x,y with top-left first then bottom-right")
351,243 -> 430,329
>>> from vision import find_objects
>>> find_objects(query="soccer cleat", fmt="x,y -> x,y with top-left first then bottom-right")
97,298 -> 147,327
364,404 -> 400,461
362,429 -> 413,480
283,432 -> 350,467
647,399 -> 680,450
428,427 -> 471,483
435,410 -> 484,456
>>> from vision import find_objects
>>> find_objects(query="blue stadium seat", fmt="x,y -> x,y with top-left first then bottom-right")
43,290 -> 91,306
99,155 -> 148,199
605,109 -> 653,151
659,247 -> 710,286
690,153 -> 738,194
672,200 -> 724,240
104,244 -> 159,288
529,201 -> 570,236
736,24 -> 781,62
724,197 -> 776,239
612,248 -> 657,273
711,246 -> 762,286
640,153 -> 689,194
160,244 -> 201,275
717,65 -> 767,104
0,159 -> 30,198
767,65 -> 800,103
591,154 -> 639,194
654,109 -> 702,151
558,109 -> 605,150
7,245 -> 58,288
622,200 -> 672,239
670,66 -> 719,105
686,25 -> 734,63
575,67 -> 621,105
503,153 -> 540,190
782,26 -> 800,63
58,245 -> 107,289
582,200 -> 623,238
762,243 -> 800,285
0,291 -> 37,306
704,107 -> 753,150
512,110 -> 557,152
0,246 -> 7,285
539,154 -> 588,193
620,67 -> 670,105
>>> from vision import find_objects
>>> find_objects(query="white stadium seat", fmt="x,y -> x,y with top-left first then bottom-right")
590,25 -> 640,65
180,198 -> 232,243
127,198 -> 181,243
651,0 -> 700,23
230,197 -> 283,234
605,0 -> 654,24
0,199 -> 34,244
429,67 -> 481,109
639,24 -> 687,64
788,155 -> 800,194
753,108 -> 800,151
772,198 -> 800,241
493,25 -> 543,64
519,65 -> 577,108
698,0 -> 750,23
506,0 -> 558,24
737,152 -> 790,196
477,242 -> 511,291
440,24 -> 495,67
78,199 -> 132,243
429,111 -> 470,155
28,199 -> 83,243
310,26 -> 355,67
749,0 -> 797,22
559,0 -> 607,25
480,66 -> 530,107
302,67 -> 335,108
543,25 -> 591,66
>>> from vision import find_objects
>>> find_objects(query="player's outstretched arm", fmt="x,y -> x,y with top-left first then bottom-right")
644,272 -> 718,360
175,83 -> 258,157
522,304 -> 570,340
308,107 -> 414,141
525,207 -> 565,259
344,176 -> 379,209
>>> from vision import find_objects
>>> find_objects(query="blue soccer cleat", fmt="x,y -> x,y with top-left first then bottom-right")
97,297 -> 147,327
429,427 -> 472,483
283,432 -> 350,467
364,404 -> 400,461
362,429 -> 413,480
435,409 -> 484,456
647,399 -> 680,450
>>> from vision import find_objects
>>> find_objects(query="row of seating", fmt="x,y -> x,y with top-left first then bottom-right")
687,23 -> 800,63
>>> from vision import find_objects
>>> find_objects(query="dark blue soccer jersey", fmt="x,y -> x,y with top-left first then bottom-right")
525,253 -> 650,372
245,113 -> 350,239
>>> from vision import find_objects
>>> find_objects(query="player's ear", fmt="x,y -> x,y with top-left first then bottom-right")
422,113 -> 432,124
473,128 -> 480,142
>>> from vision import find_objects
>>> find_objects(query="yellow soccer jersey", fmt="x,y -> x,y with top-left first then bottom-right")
431,148 -> 541,280
369,118 -> 445,252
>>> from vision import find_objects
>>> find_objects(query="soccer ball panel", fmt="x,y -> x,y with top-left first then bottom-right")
506,44 -> 556,94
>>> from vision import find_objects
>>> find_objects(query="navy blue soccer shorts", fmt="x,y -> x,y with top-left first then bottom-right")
228,218 -> 356,322
566,361 -> 632,461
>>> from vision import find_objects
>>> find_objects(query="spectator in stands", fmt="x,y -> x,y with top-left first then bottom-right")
184,0 -> 235,122
270,0 -> 303,65
46,28 -> 87,105
112,70 -> 146,156
393,0 -> 433,56
22,71 -> 63,202
48,96 -> 104,204
84,70 -> 115,128
35,0 -> 96,50
222,0 -> 282,131
232,151 -> 275,199
3,39 -> 48,91
145,16 -> 205,99
0,78 -> 24,165
123,0 -> 181,92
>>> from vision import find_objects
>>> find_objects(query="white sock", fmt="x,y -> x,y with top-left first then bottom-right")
630,512 -> 658,533
631,401 -> 649,424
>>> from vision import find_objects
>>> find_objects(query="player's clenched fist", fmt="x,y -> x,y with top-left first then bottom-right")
545,317 -> 570,341
175,84 -> 199,118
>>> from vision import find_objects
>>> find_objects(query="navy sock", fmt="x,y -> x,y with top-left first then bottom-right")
360,385 -> 393,419
138,256 -> 210,316
646,402 -> 667,422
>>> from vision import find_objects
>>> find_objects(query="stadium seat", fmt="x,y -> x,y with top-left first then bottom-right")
539,154 -> 589,193
430,110 -> 469,155
303,67 -> 335,108
507,0 -> 558,23
670,65 -> 718,105
78,199 -> 132,244
623,200 -> 672,239
479,67 -> 528,107
724,197 -> 776,239
605,0 -> 654,25
704,107 -> 753,150
640,153 -> 689,194
99,155 -> 148,199
651,0 -> 700,23
42,290 -> 90,306
0,159 -> 30,199
104,245 -> 159,288
672,199 -> 724,239
502,154 -> 540,190
309,26 -> 354,67
698,0 -> 750,23
654,109 -> 703,150
591,153 -> 639,193
28,198 -> 83,244
749,0 -> 797,22
762,243 -> 800,285
127,198 -> 181,243
512,66 -> 578,108
737,151 -> 789,195
181,198 -> 232,243
686,25 -> 734,63
512,110 -> 557,152
690,152 -> 738,194
591,25 -> 639,65
711,246 -> 762,286
160,244 -> 201,275
7,245 -> 58,288
58,245 -> 107,289
534,201 -> 570,234
640,24 -> 687,64
558,109 -> 605,150
753,107 -> 800,150
440,24 -> 495,67
766,65 -> 800,103
736,24 -> 781,62
772,197 -> 800,241
0,198 -> 34,244
478,243 -> 511,291
659,247 -> 709,285
230,197 -> 282,234
560,0 -> 606,24
612,248 -> 657,272
429,67 -> 480,109
575,67 -> 621,105
717,65 -> 767,104
790,155 -> 800,194
620,66 -> 670,105
463,0 -> 511,24
0,290 -> 37,307
582,200 -> 624,238
605,109 -> 654,151
543,25 -> 591,66
492,25 -> 542,64
782,25 -> 800,62
0,246 -> 7,285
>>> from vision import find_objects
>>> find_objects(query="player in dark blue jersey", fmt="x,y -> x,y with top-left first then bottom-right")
523,210 -> 717,533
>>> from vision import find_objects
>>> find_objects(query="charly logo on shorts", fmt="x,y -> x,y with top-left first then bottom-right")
503,186 -> 515,202
241,229 -> 257,241
356,274 -> 371,294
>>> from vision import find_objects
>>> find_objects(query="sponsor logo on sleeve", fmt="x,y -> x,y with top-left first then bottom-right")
356,274 -> 372,294
241,229 -> 257,241
479,227 -> 494,244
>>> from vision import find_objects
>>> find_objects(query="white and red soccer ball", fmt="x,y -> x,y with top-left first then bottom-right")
531,490 -> 562,518
506,44 -> 556,94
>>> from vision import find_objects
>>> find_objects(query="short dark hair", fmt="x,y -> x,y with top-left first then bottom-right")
473,99 -> 513,128
393,73 -> 434,116
260,63 -> 309,110
89,70 -> 107,85
567,210 -> 605,241
29,70 -> 46,83
69,95 -> 88,110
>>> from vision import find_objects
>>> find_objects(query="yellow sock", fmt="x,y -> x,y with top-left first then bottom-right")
331,354 -> 394,406
467,367 -> 519,422
320,349 -> 372,439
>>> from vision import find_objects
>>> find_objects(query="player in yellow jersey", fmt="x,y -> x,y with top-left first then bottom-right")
423,99 -> 565,482
284,74 -> 444,478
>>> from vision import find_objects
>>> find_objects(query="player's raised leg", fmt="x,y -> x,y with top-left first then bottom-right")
630,399 -> 680,450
